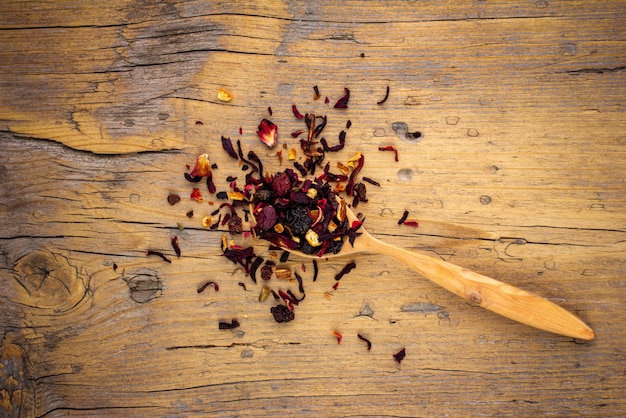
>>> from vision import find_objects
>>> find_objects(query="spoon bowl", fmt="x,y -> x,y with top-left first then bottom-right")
251,197 -> 595,340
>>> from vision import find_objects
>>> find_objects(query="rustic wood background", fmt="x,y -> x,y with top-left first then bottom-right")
1,1 -> 625,416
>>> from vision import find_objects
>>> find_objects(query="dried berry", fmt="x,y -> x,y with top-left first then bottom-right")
254,189 -> 274,202
167,193 -> 181,205
261,264 -> 273,281
285,205 -> 312,236
255,205 -> 277,230
272,171 -> 292,197
271,304 -> 295,323
228,213 -> 243,235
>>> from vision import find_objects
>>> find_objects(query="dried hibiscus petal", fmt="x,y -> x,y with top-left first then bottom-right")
376,85 -> 390,105
358,334 -> 372,350
221,136 -> 238,160
197,281 -> 219,293
320,130 -> 346,152
334,87 -> 350,109
292,104 -> 305,119
393,348 -> 406,363
257,119 -> 278,147
335,261 -> 356,281
378,145 -> 399,162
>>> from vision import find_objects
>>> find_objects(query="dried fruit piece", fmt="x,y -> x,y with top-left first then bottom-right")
275,268 -> 292,280
167,193 -> 181,205
257,119 -> 278,147
217,88 -> 233,102
202,216 -> 212,228
271,304 -> 294,323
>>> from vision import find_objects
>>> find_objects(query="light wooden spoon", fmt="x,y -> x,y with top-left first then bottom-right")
252,198 -> 595,340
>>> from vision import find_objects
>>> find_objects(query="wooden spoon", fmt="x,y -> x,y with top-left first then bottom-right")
253,198 -> 595,340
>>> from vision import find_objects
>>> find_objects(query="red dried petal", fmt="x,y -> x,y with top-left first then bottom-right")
190,153 -> 212,177
292,104 -> 305,119
257,119 -> 278,147
333,88 -> 350,109
190,188 -> 203,202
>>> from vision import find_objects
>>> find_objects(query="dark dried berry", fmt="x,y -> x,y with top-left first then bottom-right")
272,172 -> 292,197
167,193 -> 181,205
298,241 -> 316,255
285,205 -> 312,236
271,304 -> 295,323
261,264 -> 273,281
228,213 -> 243,235
255,189 -> 275,202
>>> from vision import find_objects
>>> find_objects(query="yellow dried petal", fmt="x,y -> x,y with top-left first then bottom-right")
337,162 -> 350,176
288,148 -> 297,160
347,151 -> 362,169
202,216 -> 212,228
217,87 -> 233,102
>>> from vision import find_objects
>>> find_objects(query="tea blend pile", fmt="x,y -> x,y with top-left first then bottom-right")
157,86 -> 417,361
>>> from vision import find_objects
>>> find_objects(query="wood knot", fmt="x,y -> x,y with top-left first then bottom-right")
123,269 -> 163,303
12,249 -> 88,311
467,290 -> 483,305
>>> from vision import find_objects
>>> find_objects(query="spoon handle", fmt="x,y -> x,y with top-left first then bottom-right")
372,239 -> 594,340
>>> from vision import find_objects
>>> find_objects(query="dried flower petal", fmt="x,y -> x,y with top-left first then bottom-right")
393,348 -> 406,363
332,331 -> 343,344
376,86 -> 390,105
221,136 -> 238,160
257,119 -> 278,147
190,153 -> 212,177
217,87 -> 233,102
378,145 -> 399,162
334,87 -> 350,109
190,188 -> 203,202
202,216 -> 212,228
288,148 -> 297,160
292,104 -> 305,119
357,334 -> 372,350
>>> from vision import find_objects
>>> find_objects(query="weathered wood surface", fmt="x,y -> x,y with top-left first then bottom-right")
1,1 -> 625,416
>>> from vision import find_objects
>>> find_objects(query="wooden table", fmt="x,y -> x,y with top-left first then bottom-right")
1,1 -> 625,416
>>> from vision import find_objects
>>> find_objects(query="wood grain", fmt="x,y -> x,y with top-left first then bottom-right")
1,1 -> 625,416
